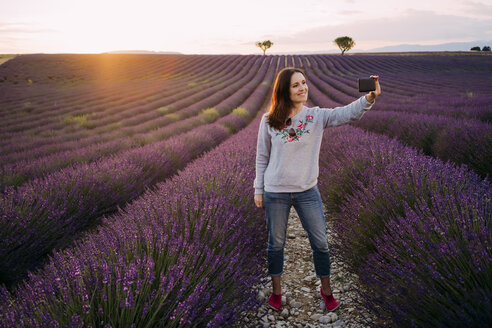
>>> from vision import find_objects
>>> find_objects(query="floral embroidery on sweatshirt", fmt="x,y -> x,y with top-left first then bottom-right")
276,114 -> 314,143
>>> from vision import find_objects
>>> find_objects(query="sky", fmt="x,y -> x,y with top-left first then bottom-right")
0,0 -> 491,54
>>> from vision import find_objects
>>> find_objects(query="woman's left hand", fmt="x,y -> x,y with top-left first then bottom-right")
254,193 -> 264,209
365,75 -> 381,103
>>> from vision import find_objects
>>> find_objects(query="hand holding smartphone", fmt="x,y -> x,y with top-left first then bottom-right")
358,77 -> 376,92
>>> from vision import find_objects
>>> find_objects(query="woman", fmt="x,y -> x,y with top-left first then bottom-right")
253,67 -> 381,312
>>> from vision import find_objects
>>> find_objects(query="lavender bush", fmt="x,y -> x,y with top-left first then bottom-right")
1,52 -> 491,327
309,54 -> 492,122
0,115 -> 267,328
0,124 -> 232,285
0,56 -> 273,188
0,55 -> 245,159
351,110 -> 492,178
318,125 -> 491,327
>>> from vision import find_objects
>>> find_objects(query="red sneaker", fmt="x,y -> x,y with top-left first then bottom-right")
268,292 -> 282,310
320,287 -> 339,311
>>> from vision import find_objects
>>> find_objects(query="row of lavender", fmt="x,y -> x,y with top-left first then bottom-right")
0,56 -> 256,173
3,55 -> 237,177
0,54 -> 206,110
0,56 -> 247,154
0,55 -> 276,180
1,107 -> 489,327
0,56 -> 270,188
0,55 -> 244,151
351,110 -> 491,178
2,54 -> 488,191
0,111 -> 268,328
0,56 -> 275,287
317,125 -> 491,327
0,53 -> 454,136
0,55 -> 268,187
0,54 -> 199,123
308,54 -> 492,123
301,55 -> 492,179
307,54 -> 492,121
2,53 -> 489,127
1,55 -> 269,141
2,56 -> 247,137
5,53 -> 487,163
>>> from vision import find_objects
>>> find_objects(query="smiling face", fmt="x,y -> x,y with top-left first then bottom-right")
289,72 -> 308,104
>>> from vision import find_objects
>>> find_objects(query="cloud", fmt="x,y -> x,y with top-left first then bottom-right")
462,1 -> 492,17
337,10 -> 363,16
0,22 -> 56,34
0,22 -> 58,53
271,9 -> 492,47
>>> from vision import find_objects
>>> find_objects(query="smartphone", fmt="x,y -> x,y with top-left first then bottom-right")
358,78 -> 376,92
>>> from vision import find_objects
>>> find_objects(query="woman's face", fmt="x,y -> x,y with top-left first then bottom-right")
289,72 -> 308,104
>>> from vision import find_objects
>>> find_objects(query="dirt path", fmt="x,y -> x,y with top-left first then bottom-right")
240,207 -> 381,328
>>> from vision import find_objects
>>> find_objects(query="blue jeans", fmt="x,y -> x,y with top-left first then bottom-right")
263,185 -> 331,278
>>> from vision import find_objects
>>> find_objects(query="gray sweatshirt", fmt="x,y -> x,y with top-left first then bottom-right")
254,95 -> 375,194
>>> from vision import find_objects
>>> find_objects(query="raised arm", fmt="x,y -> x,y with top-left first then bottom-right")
320,96 -> 374,128
321,75 -> 381,128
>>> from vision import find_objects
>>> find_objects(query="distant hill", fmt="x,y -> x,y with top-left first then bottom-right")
269,40 -> 492,55
365,40 -> 492,52
104,41 -> 492,56
104,50 -> 182,54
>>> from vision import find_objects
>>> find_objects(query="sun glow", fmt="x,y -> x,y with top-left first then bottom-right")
1,0 -> 490,54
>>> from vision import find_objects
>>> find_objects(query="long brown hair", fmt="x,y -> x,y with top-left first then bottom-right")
267,67 -> 305,130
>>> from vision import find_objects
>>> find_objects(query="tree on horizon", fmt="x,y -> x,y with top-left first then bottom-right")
256,40 -> 274,55
334,36 -> 355,55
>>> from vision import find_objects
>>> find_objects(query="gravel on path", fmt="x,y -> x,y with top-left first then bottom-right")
236,207 -> 385,328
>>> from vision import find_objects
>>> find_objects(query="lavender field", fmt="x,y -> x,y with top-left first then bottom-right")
0,52 -> 491,327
